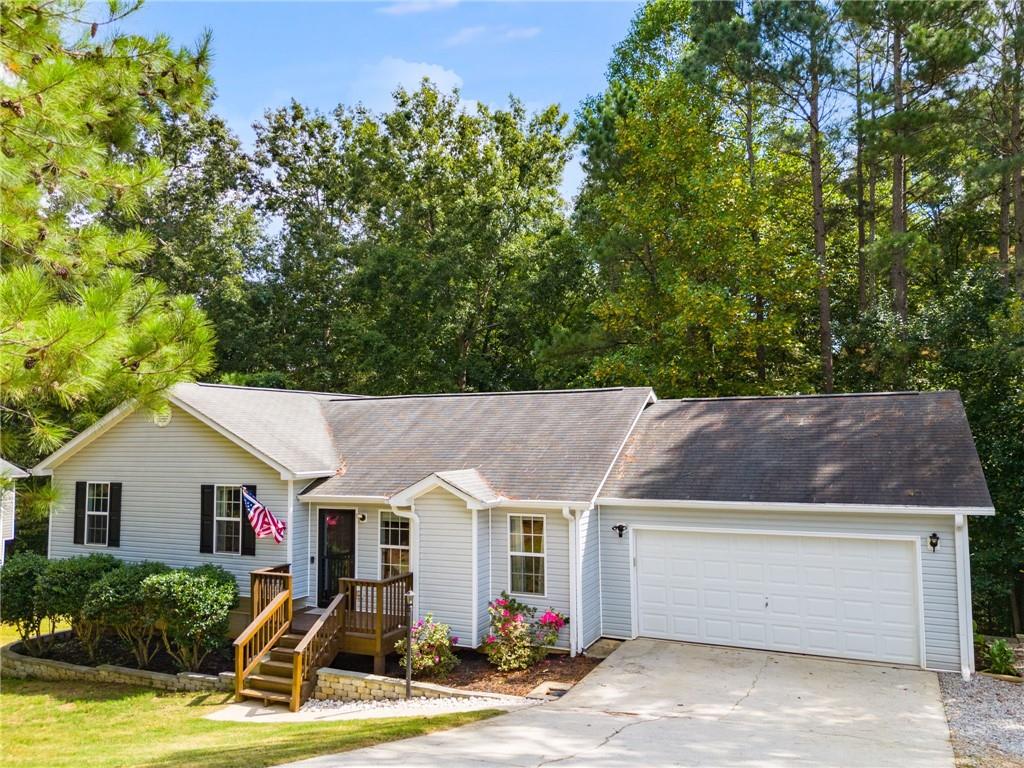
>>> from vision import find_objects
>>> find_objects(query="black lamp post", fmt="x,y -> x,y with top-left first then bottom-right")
404,589 -> 415,699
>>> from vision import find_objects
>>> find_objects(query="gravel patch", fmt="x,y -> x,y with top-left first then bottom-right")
939,672 -> 1024,765
302,693 -> 526,718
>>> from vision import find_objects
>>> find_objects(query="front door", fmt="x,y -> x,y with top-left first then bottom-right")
318,509 -> 355,607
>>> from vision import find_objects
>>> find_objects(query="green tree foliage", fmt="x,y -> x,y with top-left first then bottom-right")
0,0 -> 216,462
83,560 -> 171,667
0,550 -> 50,654
33,553 -> 122,660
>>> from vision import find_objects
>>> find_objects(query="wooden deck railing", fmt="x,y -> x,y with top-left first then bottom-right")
233,588 -> 292,699
250,564 -> 291,620
288,591 -> 347,711
340,572 -> 413,638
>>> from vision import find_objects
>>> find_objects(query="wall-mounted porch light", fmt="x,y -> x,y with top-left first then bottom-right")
928,532 -> 940,552
612,524 -> 628,538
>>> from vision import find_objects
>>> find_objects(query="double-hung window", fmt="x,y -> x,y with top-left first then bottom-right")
509,514 -> 545,596
85,482 -> 110,546
214,485 -> 243,555
379,510 -> 410,578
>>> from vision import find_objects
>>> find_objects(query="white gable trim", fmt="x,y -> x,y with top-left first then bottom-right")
596,497 -> 996,516
390,474 -> 497,510
589,389 -> 657,507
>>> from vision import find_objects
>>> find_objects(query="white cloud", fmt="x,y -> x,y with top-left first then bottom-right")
504,27 -> 541,41
444,25 -> 487,47
377,0 -> 458,16
442,25 -> 542,48
349,57 -> 463,112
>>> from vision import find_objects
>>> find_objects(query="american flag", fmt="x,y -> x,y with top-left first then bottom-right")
242,486 -> 286,543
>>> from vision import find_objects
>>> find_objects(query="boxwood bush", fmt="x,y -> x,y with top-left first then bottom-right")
0,551 -> 51,655
83,561 -> 171,668
141,565 -> 239,671
33,553 -> 122,660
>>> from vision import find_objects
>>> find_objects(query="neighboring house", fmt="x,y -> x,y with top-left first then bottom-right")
32,383 -> 993,677
1,458 -> 30,564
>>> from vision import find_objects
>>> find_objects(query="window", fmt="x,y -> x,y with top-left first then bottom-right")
379,510 -> 410,579
509,515 -> 545,596
215,485 -> 242,555
85,482 -> 109,546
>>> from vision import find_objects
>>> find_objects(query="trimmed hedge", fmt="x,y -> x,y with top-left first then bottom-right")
0,555 -> 238,672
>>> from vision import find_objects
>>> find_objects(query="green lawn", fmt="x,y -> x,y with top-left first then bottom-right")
1,678 -> 498,768
1,621 -> 70,647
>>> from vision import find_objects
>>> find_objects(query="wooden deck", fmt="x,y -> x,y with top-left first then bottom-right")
234,567 -> 414,709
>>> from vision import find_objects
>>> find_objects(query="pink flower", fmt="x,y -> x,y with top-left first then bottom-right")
514,613 -> 523,622
486,634 -> 496,644
495,598 -> 507,607
451,636 -> 459,645
502,608 -> 509,617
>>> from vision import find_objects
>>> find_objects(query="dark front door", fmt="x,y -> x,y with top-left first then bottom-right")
318,509 -> 355,607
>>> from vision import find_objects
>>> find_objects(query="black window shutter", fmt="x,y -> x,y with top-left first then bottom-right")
241,484 -> 256,556
107,483 -> 122,548
200,485 -> 214,553
73,481 -> 86,545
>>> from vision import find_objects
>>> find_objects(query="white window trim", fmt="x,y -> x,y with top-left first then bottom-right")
507,513 -> 547,599
213,484 -> 243,556
84,481 -> 110,547
378,508 -> 410,579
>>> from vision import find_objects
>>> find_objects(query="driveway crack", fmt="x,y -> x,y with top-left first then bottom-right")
534,713 -> 668,767
724,656 -> 770,717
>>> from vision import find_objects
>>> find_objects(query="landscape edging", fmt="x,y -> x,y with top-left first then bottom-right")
0,635 -> 231,693
314,667 -> 513,702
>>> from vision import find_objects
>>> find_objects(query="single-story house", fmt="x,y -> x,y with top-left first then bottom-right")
1,458 -> 30,565
32,383 -> 993,678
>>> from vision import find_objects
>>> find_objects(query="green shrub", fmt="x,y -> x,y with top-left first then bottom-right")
984,638 -> 1020,676
84,561 -> 171,668
142,565 -> 238,671
395,613 -> 460,678
34,554 -> 122,660
0,551 -> 50,655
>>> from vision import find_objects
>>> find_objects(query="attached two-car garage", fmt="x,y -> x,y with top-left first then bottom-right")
632,528 -> 923,667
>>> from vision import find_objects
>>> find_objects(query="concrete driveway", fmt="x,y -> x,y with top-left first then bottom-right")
277,639 -> 955,768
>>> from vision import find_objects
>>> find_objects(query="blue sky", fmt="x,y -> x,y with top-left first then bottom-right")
112,1 -> 644,199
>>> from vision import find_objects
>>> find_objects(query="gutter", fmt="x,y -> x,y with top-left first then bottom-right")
562,507 -> 579,656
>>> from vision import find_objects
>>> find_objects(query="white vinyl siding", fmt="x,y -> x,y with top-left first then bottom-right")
2,488 -> 16,559
598,505 -> 961,671
49,406 -> 307,597
414,489 -> 474,644
476,510 -> 490,646
490,508 -> 571,648
578,506 -> 602,649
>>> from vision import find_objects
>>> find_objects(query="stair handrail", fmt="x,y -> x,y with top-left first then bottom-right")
287,591 -> 347,711
233,587 -> 292,699
250,564 -> 292,620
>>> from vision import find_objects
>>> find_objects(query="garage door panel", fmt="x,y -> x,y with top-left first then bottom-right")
635,530 -> 920,666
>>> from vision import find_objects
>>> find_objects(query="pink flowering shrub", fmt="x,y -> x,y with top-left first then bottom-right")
482,592 -> 568,672
394,612 -> 460,678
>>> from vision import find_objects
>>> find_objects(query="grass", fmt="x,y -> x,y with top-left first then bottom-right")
1,620 -> 70,647
0,678 -> 499,768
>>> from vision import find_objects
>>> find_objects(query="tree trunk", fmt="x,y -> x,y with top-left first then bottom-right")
854,45 -> 869,315
744,87 -> 767,384
1000,165 -> 1012,288
809,70 -> 833,394
891,26 -> 908,324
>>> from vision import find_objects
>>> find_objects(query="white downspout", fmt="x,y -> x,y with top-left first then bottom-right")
562,507 -> 579,657
954,514 -> 975,679
286,479 -> 295,576
471,508 -> 479,647
393,503 -> 420,619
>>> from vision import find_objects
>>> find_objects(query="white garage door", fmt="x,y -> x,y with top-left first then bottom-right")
634,529 -> 921,665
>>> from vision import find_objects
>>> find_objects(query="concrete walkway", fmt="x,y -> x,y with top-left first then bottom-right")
274,639 -> 955,768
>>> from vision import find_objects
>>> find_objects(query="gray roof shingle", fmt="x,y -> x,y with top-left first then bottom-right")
306,388 -> 654,501
601,391 -> 993,508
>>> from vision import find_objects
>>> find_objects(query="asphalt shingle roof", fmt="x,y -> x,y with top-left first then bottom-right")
308,388 -> 654,501
602,391 -> 993,508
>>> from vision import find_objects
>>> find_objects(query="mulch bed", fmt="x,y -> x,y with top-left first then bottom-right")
20,633 -> 233,677
330,647 -> 601,697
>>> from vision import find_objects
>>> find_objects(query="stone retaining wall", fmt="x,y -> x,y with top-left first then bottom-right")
314,667 -> 506,702
1,637 -> 232,693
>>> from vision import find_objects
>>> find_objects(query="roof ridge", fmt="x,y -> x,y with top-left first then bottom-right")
656,390 -> 956,404
193,382 -> 365,398
326,386 -> 647,402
